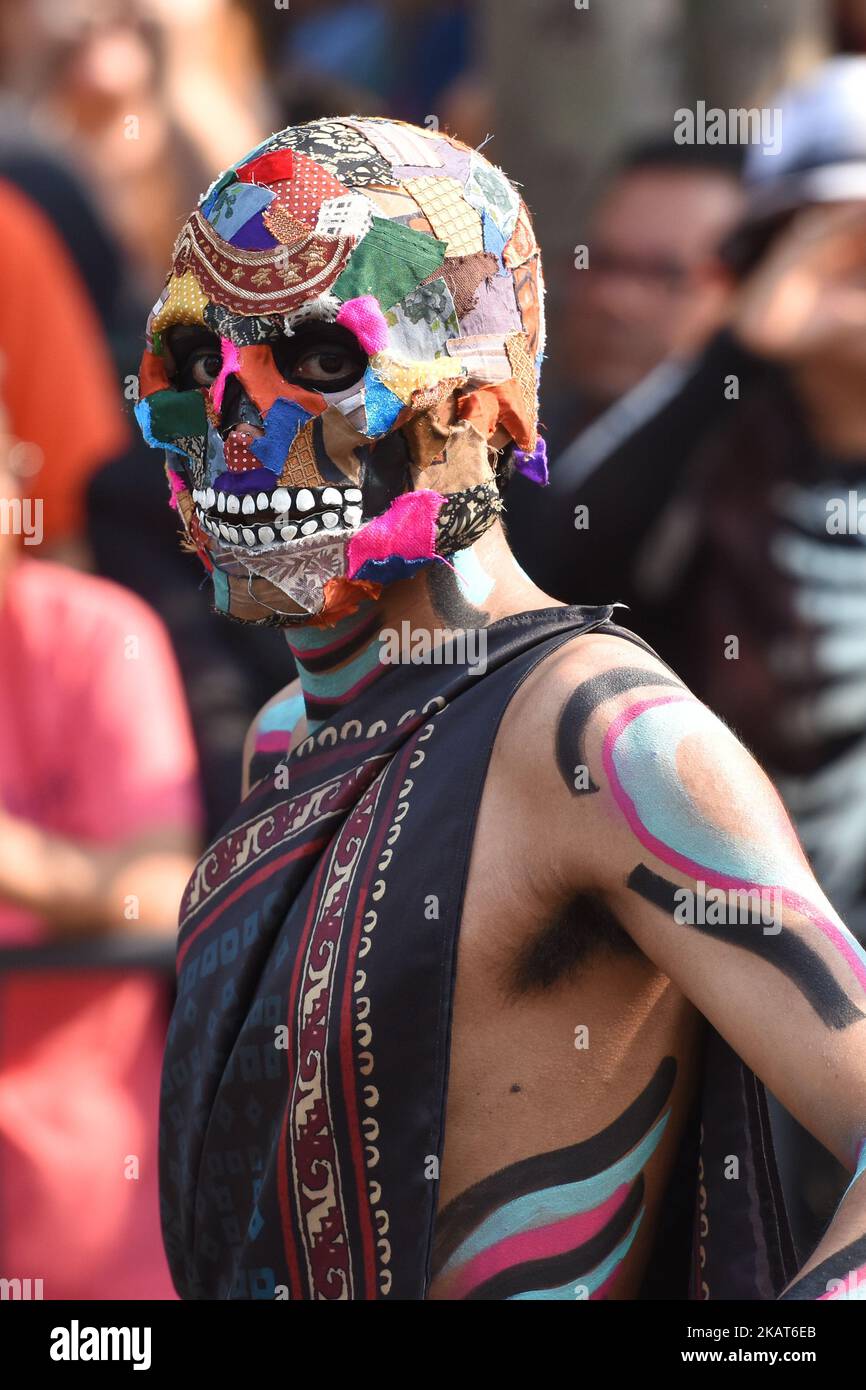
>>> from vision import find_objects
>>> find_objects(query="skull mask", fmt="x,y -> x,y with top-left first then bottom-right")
136,117 -> 547,626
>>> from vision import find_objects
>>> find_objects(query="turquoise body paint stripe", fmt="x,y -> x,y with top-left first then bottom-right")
840,1137 -> 866,1208
612,701 -> 808,890
507,1211 -> 644,1301
452,546 -> 495,604
298,638 -> 382,700
439,1111 -> 669,1280
288,606 -> 374,655
260,693 -> 305,734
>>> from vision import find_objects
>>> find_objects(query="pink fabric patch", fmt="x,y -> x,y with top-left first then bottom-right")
336,294 -> 389,355
211,337 -> 241,412
347,490 -> 444,577
166,468 -> 187,510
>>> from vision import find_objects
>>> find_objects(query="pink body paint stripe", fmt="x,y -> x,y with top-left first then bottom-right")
602,695 -> 866,995
590,1267 -> 621,1300
448,1184 -> 630,1300
256,730 -> 294,752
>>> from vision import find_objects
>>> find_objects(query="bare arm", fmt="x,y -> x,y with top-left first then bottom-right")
536,635 -> 866,1300
241,677 -> 307,799
0,810 -> 198,937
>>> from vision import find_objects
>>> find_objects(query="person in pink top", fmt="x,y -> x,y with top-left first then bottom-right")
0,216 -> 202,1293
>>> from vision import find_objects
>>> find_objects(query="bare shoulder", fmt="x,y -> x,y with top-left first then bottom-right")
501,629 -> 687,765
498,626 -> 803,895
241,677 -> 308,797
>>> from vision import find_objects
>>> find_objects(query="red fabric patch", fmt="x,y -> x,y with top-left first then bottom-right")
236,150 -> 294,186
269,153 -> 347,227
223,432 -> 261,472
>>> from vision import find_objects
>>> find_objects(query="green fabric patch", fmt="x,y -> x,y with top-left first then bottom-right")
333,218 -> 447,311
201,167 -> 239,217
151,330 -> 164,356
148,388 -> 207,441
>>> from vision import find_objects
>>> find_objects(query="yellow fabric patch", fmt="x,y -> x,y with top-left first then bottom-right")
370,350 -> 466,404
151,270 -> 209,333
402,176 -> 484,258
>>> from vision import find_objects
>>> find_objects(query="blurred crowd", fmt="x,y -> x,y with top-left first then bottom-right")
2,0 -> 866,1297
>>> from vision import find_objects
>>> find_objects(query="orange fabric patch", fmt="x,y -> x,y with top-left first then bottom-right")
235,346 -> 328,417
514,255 -> 542,358
503,200 -> 538,269
308,576 -> 383,627
456,387 -> 500,438
456,379 -> 535,451
138,350 -> 171,399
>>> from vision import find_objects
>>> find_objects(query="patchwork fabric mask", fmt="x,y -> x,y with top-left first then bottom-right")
136,117 -> 547,625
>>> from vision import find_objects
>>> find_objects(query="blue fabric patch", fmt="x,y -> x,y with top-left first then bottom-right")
200,168 -> 238,218
482,209 -> 508,275
251,398 -> 313,474
206,183 -> 274,239
134,398 -> 188,457
229,213 -> 278,250
211,567 -> 231,613
205,426 -> 226,485
363,368 -> 405,437
353,554 -> 437,585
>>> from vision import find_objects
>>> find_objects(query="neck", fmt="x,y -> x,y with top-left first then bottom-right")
792,359 -> 866,461
285,523 -> 557,727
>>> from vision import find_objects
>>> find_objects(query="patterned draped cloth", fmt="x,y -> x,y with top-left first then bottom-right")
159,604 -> 793,1300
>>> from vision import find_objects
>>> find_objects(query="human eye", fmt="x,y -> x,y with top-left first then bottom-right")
273,324 -> 367,392
165,327 -> 223,391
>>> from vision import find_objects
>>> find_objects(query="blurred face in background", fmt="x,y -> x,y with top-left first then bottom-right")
563,164 -> 744,412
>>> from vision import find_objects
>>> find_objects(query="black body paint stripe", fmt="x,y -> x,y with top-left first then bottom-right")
303,692 -> 372,723
298,612 -> 381,673
426,561 -> 490,630
465,1175 -> 645,1301
780,1231 -> 866,1300
627,863 -> 864,1031
432,1056 -> 676,1272
555,666 -> 683,796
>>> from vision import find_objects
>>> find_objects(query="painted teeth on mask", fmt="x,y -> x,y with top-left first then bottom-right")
191,485 -> 365,548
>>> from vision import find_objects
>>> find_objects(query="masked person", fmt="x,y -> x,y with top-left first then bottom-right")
138,118 -> 866,1302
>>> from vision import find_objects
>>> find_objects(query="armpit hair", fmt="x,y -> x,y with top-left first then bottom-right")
509,892 -> 642,996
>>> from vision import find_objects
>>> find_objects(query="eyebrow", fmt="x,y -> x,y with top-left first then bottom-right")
165,325 -> 220,365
